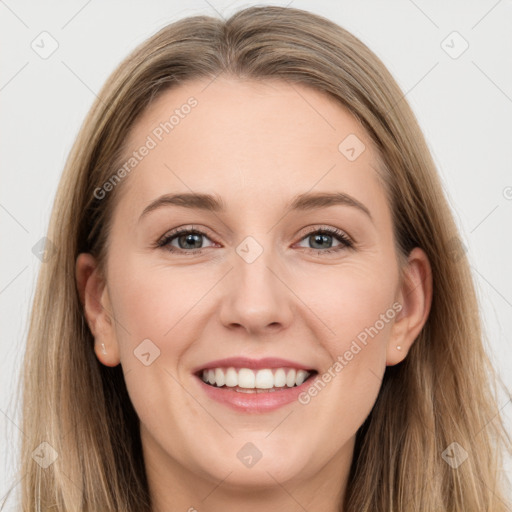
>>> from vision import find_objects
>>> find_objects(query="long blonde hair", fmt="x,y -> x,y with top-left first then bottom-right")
4,5 -> 510,511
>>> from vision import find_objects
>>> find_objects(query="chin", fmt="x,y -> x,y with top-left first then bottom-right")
192,441 -> 313,489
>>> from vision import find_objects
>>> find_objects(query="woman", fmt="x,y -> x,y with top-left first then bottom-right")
5,5 -> 511,511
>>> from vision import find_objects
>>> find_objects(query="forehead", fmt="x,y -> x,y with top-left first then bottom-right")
114,76 -> 387,222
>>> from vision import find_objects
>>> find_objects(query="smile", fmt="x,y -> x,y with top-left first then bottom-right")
194,366 -> 318,413
200,367 -> 315,391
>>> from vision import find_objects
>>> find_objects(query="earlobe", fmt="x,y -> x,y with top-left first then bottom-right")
386,247 -> 433,366
75,253 -> 121,367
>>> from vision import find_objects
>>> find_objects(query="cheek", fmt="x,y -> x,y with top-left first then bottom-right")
108,257 -> 202,353
106,260 -> 208,440
328,280 -> 396,362
296,261 -> 398,420
302,258 -> 399,354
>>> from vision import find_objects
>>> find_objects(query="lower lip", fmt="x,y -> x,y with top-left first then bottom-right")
194,373 -> 317,413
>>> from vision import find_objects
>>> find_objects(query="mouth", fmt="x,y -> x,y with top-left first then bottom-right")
194,367 -> 319,393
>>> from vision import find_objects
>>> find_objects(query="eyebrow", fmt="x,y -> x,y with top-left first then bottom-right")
138,191 -> 373,222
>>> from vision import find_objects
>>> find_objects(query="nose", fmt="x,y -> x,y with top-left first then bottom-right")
218,239 -> 294,336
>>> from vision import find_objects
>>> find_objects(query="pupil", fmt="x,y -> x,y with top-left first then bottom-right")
311,233 -> 331,249
180,233 -> 202,249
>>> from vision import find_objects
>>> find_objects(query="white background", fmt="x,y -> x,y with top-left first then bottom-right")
1,0 -> 511,505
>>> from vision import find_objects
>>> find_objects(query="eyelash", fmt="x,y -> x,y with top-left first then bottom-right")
155,225 -> 354,256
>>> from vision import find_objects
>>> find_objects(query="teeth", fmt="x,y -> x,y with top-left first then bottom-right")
200,367 -> 312,389
295,369 -> 309,386
286,369 -> 296,387
225,367 -> 237,387
255,369 -> 273,389
214,368 -> 225,387
274,368 -> 287,387
238,368 -> 255,388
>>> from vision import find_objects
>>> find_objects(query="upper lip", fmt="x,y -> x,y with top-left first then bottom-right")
192,357 -> 317,375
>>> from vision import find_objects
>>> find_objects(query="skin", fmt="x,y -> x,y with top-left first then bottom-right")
76,76 -> 432,512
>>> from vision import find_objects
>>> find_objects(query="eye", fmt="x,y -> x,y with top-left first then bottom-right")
156,226 -> 217,254
295,227 -> 354,254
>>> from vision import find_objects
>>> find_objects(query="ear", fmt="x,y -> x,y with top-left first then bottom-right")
386,247 -> 433,366
75,253 -> 121,367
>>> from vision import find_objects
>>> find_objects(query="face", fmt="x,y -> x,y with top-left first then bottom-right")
77,76 -> 431,507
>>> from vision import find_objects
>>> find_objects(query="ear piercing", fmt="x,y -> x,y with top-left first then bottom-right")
101,343 -> 107,355
396,345 -> 402,351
